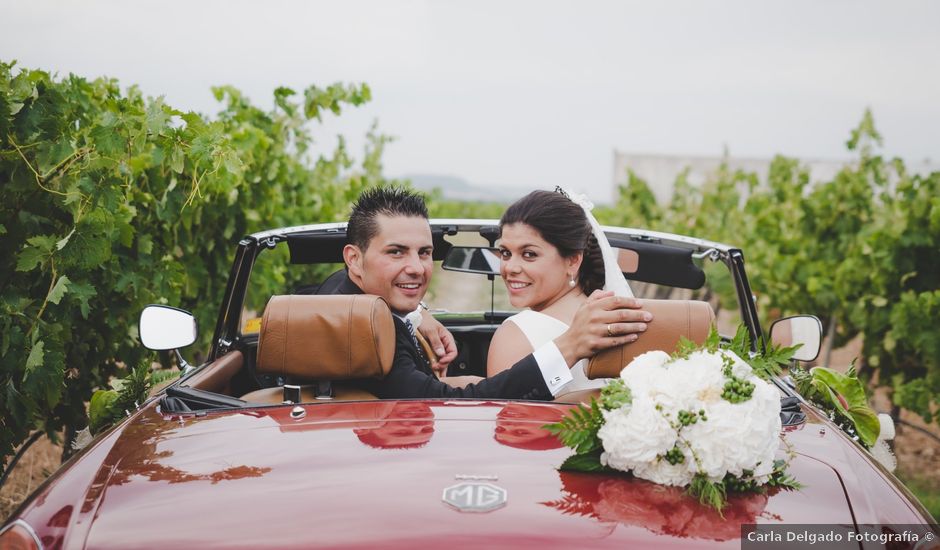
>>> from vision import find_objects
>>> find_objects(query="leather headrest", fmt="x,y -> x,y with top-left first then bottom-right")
586,299 -> 716,379
256,295 -> 396,380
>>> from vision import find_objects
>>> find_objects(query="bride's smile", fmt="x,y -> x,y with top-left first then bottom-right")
498,222 -> 583,313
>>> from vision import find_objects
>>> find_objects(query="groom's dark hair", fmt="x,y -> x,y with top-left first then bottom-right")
347,186 -> 429,251
499,190 -> 606,295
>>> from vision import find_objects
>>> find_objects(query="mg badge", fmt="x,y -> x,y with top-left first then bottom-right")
442,482 -> 507,512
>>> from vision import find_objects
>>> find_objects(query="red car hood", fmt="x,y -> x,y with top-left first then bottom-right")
13,399 -> 922,549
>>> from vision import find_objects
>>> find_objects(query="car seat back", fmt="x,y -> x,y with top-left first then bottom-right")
585,299 -> 716,379
241,295 -> 395,404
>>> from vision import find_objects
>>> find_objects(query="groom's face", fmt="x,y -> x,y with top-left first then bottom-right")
344,214 -> 434,315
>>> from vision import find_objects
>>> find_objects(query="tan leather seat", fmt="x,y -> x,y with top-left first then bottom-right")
241,294 -> 396,404
586,298 -> 716,379
554,299 -> 715,404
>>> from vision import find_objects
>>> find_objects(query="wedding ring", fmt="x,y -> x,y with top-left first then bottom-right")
606,324 -> 613,337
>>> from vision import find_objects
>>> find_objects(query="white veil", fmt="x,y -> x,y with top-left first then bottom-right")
559,187 -> 634,298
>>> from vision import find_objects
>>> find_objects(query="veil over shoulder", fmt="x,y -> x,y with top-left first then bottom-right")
559,188 -> 634,298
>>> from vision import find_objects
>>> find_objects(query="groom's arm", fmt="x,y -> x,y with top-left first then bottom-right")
368,292 -> 651,400
366,329 -> 556,400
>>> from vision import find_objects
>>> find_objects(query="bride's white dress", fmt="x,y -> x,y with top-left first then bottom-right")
505,309 -> 607,392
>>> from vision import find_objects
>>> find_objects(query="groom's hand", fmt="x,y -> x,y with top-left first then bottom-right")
553,290 -> 653,367
418,310 -> 458,375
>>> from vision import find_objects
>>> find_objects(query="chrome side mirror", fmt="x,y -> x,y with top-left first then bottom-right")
769,315 -> 823,362
139,305 -> 197,351
441,246 -> 501,276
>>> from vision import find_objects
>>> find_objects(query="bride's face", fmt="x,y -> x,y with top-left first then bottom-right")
498,223 -> 582,311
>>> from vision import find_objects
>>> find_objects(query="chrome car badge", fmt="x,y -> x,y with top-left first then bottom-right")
442,482 -> 507,512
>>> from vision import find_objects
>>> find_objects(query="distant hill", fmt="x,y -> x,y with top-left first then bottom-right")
402,174 -> 528,203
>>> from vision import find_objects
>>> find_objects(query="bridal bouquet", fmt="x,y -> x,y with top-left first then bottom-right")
546,329 -> 800,512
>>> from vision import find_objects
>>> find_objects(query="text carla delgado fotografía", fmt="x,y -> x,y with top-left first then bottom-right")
746,529 -> 926,544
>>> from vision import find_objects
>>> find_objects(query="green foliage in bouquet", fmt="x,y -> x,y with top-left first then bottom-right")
673,324 -> 801,381
87,361 -> 179,436
790,363 -> 881,447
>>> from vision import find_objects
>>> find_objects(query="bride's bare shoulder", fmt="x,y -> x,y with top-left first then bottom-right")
486,318 -> 534,377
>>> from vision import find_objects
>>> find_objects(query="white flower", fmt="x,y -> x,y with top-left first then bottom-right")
685,379 -> 781,480
869,413 -> 896,472
721,349 -> 754,379
599,395 -> 676,471
876,413 -> 895,441
601,348 -> 782,487
634,459 -> 694,487
870,440 -> 897,472
71,427 -> 94,452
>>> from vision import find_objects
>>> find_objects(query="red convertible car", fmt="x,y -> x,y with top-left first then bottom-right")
1,220 -> 936,549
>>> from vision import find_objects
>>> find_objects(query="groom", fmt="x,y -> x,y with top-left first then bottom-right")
321,187 -> 652,400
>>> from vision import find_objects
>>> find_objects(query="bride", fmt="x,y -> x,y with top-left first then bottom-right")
486,188 -> 642,392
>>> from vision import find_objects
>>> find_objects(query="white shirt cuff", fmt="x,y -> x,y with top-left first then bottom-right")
532,342 -> 573,396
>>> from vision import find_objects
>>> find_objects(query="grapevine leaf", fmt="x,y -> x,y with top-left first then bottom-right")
60,210 -> 113,269
90,123 -> 124,156
5,380 -> 37,427
25,340 -> 45,374
24,346 -> 64,409
56,228 -> 75,250
47,274 -> 71,305
68,281 -> 97,319
16,245 -> 47,272
17,235 -> 57,272
273,87 -> 297,115
145,97 -> 174,135
0,90 -> 10,142
169,144 -> 185,173
36,140 -> 74,174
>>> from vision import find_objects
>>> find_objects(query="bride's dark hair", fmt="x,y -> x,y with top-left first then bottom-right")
499,190 -> 606,295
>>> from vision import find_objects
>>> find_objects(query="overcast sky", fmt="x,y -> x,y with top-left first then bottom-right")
2,0 -> 938,202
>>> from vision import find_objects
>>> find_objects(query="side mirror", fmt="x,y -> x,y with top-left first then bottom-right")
769,315 -> 823,362
139,305 -> 197,351
441,246 -> 501,276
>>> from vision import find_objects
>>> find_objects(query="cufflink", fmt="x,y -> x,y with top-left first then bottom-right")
550,376 -> 562,386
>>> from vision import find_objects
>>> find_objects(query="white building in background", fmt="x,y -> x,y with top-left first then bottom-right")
612,151 -> 940,204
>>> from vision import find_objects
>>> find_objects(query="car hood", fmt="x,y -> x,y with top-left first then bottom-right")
17,399 -> 893,549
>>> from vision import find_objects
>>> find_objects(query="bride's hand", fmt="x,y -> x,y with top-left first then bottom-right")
553,290 -> 652,366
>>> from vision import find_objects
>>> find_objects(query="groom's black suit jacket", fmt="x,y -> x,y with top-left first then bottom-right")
316,271 -> 553,400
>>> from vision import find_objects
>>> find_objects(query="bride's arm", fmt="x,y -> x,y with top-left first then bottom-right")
486,322 -> 536,377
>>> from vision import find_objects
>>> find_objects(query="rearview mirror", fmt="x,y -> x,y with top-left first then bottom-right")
139,305 -> 197,351
441,246 -> 501,276
769,315 -> 822,362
